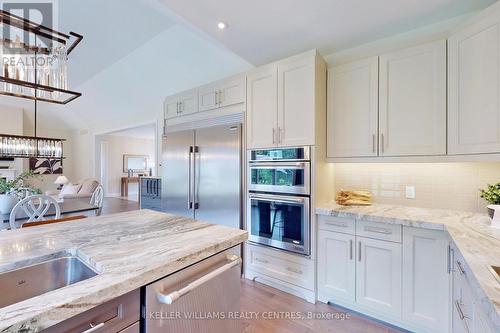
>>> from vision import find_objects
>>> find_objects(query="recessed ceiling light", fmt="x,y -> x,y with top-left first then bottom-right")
217,22 -> 227,30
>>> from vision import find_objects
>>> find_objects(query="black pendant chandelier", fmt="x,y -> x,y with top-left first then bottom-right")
0,9 -> 83,159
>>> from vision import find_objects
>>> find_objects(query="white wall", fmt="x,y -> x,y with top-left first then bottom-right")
99,135 -> 155,198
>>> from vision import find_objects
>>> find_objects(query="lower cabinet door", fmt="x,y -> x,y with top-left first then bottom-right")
356,236 -> 402,317
317,230 -> 355,303
402,227 -> 450,333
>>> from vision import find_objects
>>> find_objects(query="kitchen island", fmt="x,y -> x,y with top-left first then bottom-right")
0,210 -> 247,332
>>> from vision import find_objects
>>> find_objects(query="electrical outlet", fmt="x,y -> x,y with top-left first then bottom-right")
405,186 -> 416,199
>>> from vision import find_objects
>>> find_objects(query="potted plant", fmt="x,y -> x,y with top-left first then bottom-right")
479,183 -> 500,218
0,171 -> 41,214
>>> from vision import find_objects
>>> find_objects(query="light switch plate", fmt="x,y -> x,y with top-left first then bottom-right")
405,186 -> 416,199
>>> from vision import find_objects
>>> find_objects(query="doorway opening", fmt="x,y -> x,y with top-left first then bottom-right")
95,123 -> 156,202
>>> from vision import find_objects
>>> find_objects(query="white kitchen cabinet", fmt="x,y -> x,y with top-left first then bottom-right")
277,56 -> 317,147
164,89 -> 198,119
246,66 -> 278,149
327,57 -> 379,158
317,230 -> 356,303
451,245 -> 496,333
448,9 -> 500,154
246,51 -> 325,149
379,40 -> 447,156
402,227 -> 450,333
356,236 -> 402,318
199,76 -> 246,112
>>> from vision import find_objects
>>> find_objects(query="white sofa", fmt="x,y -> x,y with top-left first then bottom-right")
59,179 -> 100,199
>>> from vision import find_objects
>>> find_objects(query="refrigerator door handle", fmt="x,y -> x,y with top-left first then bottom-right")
193,145 -> 200,210
188,146 -> 194,209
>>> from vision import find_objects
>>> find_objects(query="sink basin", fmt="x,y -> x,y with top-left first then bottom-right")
490,266 -> 500,283
0,256 -> 98,308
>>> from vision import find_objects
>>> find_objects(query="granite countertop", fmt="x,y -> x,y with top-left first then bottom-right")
0,210 -> 247,332
316,203 -> 500,329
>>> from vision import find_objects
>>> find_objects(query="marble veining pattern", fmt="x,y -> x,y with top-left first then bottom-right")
316,203 -> 500,330
0,210 -> 247,332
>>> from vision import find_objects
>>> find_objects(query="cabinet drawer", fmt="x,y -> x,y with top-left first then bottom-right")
246,244 -> 313,290
44,289 -> 140,333
318,215 -> 355,235
356,220 -> 402,243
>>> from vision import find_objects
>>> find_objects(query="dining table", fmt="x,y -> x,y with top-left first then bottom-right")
0,198 -> 99,230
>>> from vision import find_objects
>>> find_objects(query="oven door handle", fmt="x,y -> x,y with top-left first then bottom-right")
248,162 -> 308,169
248,194 -> 305,204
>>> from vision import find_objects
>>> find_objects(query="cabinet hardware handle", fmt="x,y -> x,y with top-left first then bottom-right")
358,241 -> 362,262
364,226 -> 391,235
156,255 -> 241,305
446,245 -> 452,274
456,260 -> 466,275
286,267 -> 303,274
176,102 -> 180,114
272,128 -> 276,144
325,222 -> 347,228
350,240 -> 353,260
218,90 -> 223,105
215,91 -> 219,106
380,133 -> 385,154
278,127 -> 283,144
81,322 -> 105,333
179,101 -> 183,113
372,134 -> 376,153
454,300 -> 470,320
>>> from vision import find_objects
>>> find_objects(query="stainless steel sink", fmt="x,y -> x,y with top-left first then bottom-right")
490,265 -> 500,283
0,256 -> 98,308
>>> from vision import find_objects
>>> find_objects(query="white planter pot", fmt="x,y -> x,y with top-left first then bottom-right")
0,194 -> 18,214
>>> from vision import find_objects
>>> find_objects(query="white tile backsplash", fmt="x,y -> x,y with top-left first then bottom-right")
333,163 -> 500,213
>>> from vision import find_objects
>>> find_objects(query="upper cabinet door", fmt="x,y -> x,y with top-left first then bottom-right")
178,89 -> 198,116
327,57 -> 379,158
198,85 -> 219,112
219,76 -> 246,108
164,96 -> 180,119
246,66 -> 278,149
379,40 -> 447,156
278,56 -> 316,147
448,11 -> 500,154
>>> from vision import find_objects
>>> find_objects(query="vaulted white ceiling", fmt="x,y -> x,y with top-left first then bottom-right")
159,0 -> 498,65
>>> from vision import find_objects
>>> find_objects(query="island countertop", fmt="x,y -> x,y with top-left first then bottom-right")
0,210 -> 248,332
316,203 -> 500,330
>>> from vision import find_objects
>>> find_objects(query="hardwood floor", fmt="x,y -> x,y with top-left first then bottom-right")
240,280 -> 405,333
100,197 -> 139,215
98,199 -> 405,333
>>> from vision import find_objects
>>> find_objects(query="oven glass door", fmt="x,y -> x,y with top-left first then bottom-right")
249,147 -> 310,162
249,162 -> 310,195
248,194 -> 310,255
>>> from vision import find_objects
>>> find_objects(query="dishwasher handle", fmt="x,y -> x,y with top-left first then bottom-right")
156,254 -> 241,305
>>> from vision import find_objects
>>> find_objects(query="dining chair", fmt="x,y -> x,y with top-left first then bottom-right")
9,195 -> 61,229
23,215 -> 87,228
90,185 -> 104,216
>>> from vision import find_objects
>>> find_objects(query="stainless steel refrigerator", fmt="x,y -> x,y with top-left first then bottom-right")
161,123 -> 242,229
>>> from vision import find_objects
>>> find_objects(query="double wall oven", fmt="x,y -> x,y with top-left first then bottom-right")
247,146 -> 311,256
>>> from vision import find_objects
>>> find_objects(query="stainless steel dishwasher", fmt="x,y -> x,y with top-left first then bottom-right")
143,248 -> 242,333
